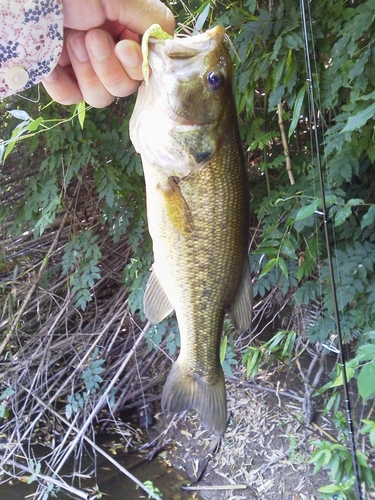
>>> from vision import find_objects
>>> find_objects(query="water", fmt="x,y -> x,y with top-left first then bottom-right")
0,443 -> 202,500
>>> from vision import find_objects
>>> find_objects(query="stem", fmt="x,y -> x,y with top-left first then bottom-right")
277,102 -> 295,185
264,92 -> 271,196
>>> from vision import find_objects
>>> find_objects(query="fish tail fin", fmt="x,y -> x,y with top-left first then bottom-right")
161,360 -> 227,435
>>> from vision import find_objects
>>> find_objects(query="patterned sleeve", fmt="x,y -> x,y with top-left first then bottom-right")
0,0 -> 63,99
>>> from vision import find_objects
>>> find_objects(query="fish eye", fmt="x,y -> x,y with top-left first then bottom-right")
206,70 -> 225,92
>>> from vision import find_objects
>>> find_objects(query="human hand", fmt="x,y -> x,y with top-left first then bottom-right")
42,0 -> 175,107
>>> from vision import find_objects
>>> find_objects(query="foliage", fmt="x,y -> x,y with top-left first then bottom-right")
211,0 -> 375,353
1,93 -> 147,312
144,316 -> 180,356
143,480 -> 163,500
1,0 -> 375,496
315,330 -> 375,406
65,348 -> 105,419
1,0 -> 374,350
0,386 -> 15,419
135,480 -> 163,500
220,320 -> 238,377
361,419 -> 375,448
242,329 -> 296,378
82,348 -> 106,393
308,424 -> 375,499
62,230 -> 102,310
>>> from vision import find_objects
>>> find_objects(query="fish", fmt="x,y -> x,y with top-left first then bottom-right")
129,25 -> 252,435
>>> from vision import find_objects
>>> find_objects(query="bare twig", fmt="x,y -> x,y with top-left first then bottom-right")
18,368 -> 164,500
0,456 -> 90,499
0,183 -> 80,357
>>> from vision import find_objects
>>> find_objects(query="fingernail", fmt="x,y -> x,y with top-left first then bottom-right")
86,31 -> 113,62
70,32 -> 89,63
115,40 -> 141,68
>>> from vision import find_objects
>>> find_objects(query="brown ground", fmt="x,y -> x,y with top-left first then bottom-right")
148,359 -> 340,500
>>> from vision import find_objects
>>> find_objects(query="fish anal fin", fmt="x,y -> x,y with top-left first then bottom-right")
144,269 -> 174,324
158,177 -> 194,236
230,257 -> 253,333
161,360 -> 227,436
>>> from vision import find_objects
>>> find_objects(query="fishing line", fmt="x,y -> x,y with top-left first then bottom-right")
299,1 -> 362,498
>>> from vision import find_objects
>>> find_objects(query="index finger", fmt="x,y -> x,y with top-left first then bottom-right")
114,0 -> 175,35
62,0 -> 175,35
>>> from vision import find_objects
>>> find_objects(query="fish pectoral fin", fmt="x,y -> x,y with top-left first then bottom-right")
161,360 -> 227,436
229,256 -> 253,334
143,269 -> 174,324
158,177 -> 194,236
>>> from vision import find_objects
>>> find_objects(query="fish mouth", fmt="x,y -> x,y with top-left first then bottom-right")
150,25 -> 226,60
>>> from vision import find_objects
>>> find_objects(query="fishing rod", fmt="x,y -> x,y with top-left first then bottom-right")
299,1 -> 362,499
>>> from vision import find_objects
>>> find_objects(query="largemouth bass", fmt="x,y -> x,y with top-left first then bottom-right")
130,25 -> 252,435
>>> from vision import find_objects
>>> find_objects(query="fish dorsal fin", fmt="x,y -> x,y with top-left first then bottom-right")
144,269 -> 174,324
229,257 -> 253,333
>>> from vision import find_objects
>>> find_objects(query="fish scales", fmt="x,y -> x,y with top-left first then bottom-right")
130,25 -> 252,435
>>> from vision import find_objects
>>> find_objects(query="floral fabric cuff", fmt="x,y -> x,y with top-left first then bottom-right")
0,0 -> 63,99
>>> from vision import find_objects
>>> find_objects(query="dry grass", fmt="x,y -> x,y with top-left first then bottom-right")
0,167 -> 373,500
0,172 -> 168,499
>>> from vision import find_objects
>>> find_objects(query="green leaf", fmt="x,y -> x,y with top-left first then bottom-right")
288,86 -> 305,139
272,55 -> 286,87
220,336 -> 227,364
194,1 -> 211,32
0,404 -> 8,419
361,419 -> 375,447
330,360 -> 357,388
329,453 -> 341,478
268,84 -> 285,111
309,448 -> 331,474
361,205 -> 375,229
347,198 -> 364,206
280,239 -> 298,260
65,404 -> 73,420
357,361 -> 375,400
266,330 -> 287,352
349,49 -> 370,81
259,258 -> 277,278
76,101 -> 86,129
356,344 -> 375,362
334,205 -> 352,226
318,484 -> 342,494
341,102 -> 375,132
282,331 -> 296,357
0,387 -> 15,400
27,116 -> 44,132
3,121 -> 30,161
358,90 -> 375,101
294,200 -> 318,221
243,347 -> 262,378
278,256 -> 288,279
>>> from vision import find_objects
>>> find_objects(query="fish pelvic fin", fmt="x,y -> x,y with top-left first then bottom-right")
230,256 -> 253,333
158,177 -> 195,237
161,360 -> 227,436
144,269 -> 174,324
